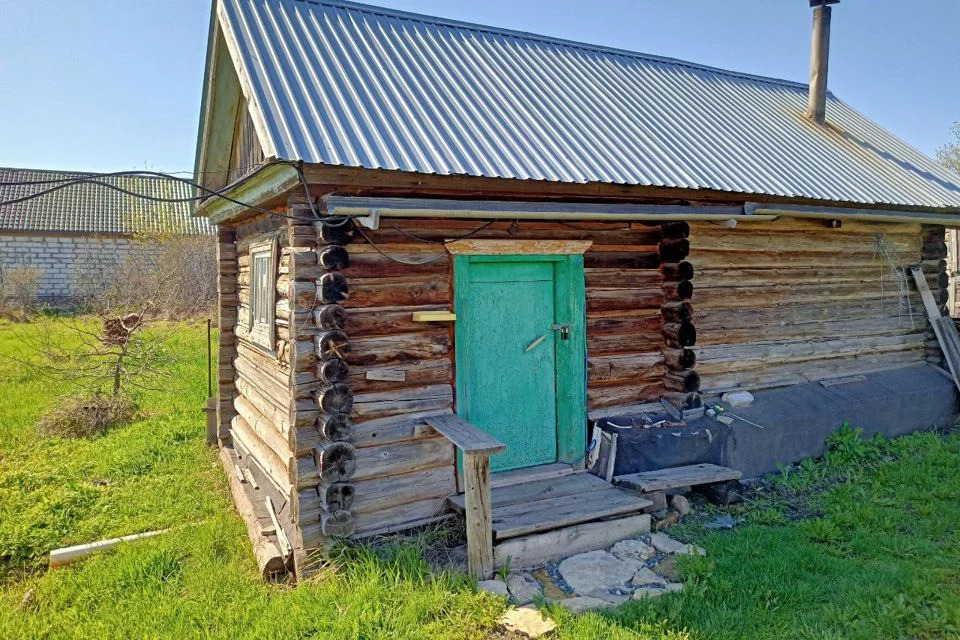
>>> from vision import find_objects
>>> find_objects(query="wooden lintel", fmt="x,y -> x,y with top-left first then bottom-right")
445,239 -> 593,255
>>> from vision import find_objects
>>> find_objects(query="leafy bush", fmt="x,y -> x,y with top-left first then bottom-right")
37,391 -> 136,439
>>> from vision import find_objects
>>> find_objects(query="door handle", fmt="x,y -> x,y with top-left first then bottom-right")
551,323 -> 570,340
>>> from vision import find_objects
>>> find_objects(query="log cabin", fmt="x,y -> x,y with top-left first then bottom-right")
193,0 -> 960,579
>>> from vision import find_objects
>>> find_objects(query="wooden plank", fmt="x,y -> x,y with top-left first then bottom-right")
424,414 -> 506,455
489,462 -> 582,489
463,452 -> 494,578
614,464 -> 742,493
448,472 -> 608,513
493,514 -> 651,569
909,266 -> 960,392
491,488 -> 651,539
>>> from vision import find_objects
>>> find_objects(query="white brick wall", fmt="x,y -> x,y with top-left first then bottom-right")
0,233 -> 137,299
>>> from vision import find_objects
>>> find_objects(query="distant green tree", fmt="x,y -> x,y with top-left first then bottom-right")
938,122 -> 960,174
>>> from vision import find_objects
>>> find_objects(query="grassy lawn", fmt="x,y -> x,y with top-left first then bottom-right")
1,319 -> 959,639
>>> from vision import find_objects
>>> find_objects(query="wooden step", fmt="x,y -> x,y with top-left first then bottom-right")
493,513 -> 651,569
448,471 -> 652,540
613,463 -> 741,493
448,472 -> 609,513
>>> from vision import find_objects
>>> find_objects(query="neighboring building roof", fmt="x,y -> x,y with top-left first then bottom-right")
210,0 -> 960,211
0,168 -> 212,235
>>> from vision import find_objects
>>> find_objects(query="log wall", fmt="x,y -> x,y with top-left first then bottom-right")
335,217 -> 669,537
688,218 -> 942,393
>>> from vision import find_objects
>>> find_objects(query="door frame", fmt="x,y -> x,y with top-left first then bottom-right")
452,251 -> 587,469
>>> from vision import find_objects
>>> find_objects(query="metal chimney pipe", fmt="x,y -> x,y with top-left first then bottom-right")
806,0 -> 838,124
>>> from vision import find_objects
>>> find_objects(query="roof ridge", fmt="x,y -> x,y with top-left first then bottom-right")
0,166 -> 182,180
291,0 -> 815,92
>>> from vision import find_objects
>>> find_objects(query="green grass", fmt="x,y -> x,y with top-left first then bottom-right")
1,319 -> 959,639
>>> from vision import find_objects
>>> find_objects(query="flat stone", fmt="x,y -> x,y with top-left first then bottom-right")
507,573 -> 542,604
631,567 -> 667,588
653,556 -> 680,581
721,391 -> 754,407
558,550 -> 639,596
477,579 -> 509,597
557,596 -> 611,613
531,568 -> 571,600
497,605 -> 557,638
648,532 -> 706,556
664,582 -> 684,593
670,495 -> 691,516
610,539 -> 655,562
632,587 -> 667,600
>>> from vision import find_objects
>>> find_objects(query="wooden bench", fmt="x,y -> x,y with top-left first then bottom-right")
424,413 -> 505,578
614,463 -> 741,493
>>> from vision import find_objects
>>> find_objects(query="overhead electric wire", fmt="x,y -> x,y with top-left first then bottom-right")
0,160 -> 501,257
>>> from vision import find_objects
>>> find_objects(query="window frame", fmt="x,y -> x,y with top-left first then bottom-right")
247,237 -> 277,351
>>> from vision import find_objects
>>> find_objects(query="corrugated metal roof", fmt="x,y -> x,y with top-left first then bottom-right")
215,0 -> 960,210
0,168 -> 212,235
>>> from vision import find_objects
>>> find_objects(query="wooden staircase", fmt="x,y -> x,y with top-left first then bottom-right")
447,472 -> 653,569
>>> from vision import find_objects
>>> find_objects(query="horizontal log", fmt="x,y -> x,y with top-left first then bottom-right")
587,310 -> 663,336
343,252 -> 449,279
584,269 -> 662,289
586,288 -> 664,313
347,305 -> 447,336
587,333 -> 664,356
695,314 -> 926,347
350,496 -> 450,539
699,350 -> 924,393
587,381 -> 665,409
346,278 -> 450,309
358,219 -> 661,244
231,415 -> 294,498
350,358 -> 452,393
351,410 -> 446,448
587,353 -> 664,385
352,436 -> 453,482
351,384 -> 453,421
350,465 -> 455,516
583,251 -> 660,270
695,333 -> 926,374
233,394 -> 292,455
348,331 -> 451,366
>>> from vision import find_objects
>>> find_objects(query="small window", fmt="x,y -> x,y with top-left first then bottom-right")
248,239 -> 276,349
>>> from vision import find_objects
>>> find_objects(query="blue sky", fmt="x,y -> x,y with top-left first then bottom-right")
1,0 -> 957,173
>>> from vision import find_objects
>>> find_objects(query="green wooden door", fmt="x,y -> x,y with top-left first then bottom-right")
454,255 -> 586,473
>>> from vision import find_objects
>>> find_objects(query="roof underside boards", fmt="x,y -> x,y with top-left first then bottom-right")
212,0 -> 960,211
0,168 -> 212,235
